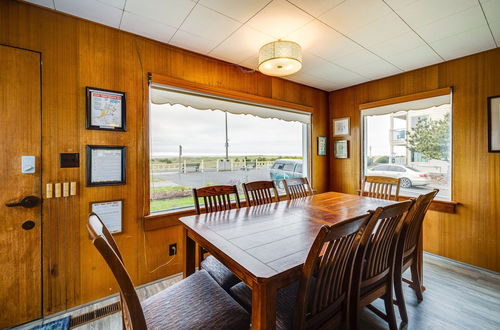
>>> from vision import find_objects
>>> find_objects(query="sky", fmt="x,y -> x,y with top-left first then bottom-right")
150,103 -> 304,157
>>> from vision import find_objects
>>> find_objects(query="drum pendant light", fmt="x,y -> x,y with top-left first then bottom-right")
258,40 -> 302,77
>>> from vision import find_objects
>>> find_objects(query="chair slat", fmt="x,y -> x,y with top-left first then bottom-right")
242,181 -> 279,207
361,176 -> 401,201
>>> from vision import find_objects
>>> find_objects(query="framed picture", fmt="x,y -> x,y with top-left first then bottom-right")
488,95 -> 500,152
91,200 -> 123,234
86,145 -> 126,186
86,87 -> 126,131
334,140 -> 349,159
317,136 -> 327,156
333,117 -> 350,136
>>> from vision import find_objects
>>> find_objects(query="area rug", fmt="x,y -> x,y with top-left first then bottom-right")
30,316 -> 70,330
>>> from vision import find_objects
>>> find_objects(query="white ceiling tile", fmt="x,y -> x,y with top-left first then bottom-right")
246,0 -> 314,38
430,25 -> 496,60
480,0 -> 500,45
209,25 -> 274,64
54,0 -> 123,28
170,29 -> 219,54
331,48 -> 383,71
490,20 -> 500,45
124,0 -> 196,28
301,52 -> 365,83
285,71 -> 336,91
319,0 -> 392,33
287,0 -> 345,17
352,58 -> 402,80
369,32 -> 426,59
239,55 -> 260,70
389,0 -> 478,29
286,20 -> 363,59
98,0 -> 126,10
415,5 -> 486,43
382,45 -> 442,71
383,0 -> 418,10
24,0 -> 54,8
179,5 -> 241,45
346,12 -> 412,47
120,12 -> 177,44
198,0 -> 271,23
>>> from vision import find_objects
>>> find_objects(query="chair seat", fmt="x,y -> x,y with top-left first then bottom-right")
230,282 -> 298,330
201,255 -> 241,291
142,270 -> 250,330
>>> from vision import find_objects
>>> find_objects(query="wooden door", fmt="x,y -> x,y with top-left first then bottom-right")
0,45 -> 42,328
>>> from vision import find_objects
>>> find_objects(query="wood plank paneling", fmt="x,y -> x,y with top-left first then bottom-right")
329,48 -> 500,272
0,0 -> 329,318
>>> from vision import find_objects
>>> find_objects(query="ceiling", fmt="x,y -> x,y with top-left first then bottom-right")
25,0 -> 500,91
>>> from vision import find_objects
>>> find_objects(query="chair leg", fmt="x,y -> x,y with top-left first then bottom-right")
410,262 -> 424,302
394,268 -> 409,324
384,292 -> 398,330
197,244 -> 204,269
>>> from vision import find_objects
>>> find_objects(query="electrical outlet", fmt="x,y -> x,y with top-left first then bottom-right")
169,243 -> 177,256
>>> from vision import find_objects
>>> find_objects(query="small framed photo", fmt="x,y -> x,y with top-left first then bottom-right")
91,200 -> 123,234
334,140 -> 349,159
317,136 -> 327,156
488,95 -> 500,152
86,145 -> 126,186
86,87 -> 126,131
333,117 -> 350,137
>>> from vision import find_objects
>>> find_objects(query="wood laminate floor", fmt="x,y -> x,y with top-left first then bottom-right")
14,253 -> 500,330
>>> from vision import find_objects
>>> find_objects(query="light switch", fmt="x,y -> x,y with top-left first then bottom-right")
22,156 -> 35,174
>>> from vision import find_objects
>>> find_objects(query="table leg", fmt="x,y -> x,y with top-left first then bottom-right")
251,281 -> 276,330
183,229 -> 195,278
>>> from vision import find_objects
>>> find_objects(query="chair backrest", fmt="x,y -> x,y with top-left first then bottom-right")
284,177 -> 313,200
242,180 -> 279,206
294,213 -> 372,329
361,176 -> 401,200
401,190 -> 438,258
87,213 -> 146,330
192,185 -> 241,214
355,200 -> 413,285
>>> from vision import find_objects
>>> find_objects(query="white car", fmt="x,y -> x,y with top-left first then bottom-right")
366,164 -> 431,188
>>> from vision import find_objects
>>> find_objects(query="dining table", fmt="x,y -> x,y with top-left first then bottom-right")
180,191 -> 398,330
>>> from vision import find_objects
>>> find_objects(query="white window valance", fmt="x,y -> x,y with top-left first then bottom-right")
361,94 -> 451,116
150,83 -> 311,124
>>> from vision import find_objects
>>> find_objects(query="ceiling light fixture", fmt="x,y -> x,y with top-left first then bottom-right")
258,40 -> 302,77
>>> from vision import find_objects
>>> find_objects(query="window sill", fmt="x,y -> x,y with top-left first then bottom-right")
144,208 -> 197,231
358,191 -> 458,213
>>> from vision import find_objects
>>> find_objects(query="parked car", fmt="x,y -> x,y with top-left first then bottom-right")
366,164 -> 431,188
270,159 -> 304,188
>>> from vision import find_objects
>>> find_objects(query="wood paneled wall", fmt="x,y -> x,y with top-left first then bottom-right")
0,0 -> 329,315
330,48 -> 500,272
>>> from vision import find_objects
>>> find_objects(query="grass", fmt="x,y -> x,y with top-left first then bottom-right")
150,196 -> 194,212
150,185 -> 190,192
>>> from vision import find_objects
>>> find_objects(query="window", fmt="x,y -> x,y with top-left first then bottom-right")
362,93 -> 452,200
149,84 -> 311,213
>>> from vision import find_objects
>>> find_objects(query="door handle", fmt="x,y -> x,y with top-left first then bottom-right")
5,196 -> 40,208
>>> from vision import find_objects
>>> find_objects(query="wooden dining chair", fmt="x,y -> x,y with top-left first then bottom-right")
193,185 -> 242,291
360,176 -> 401,200
349,200 -> 414,330
229,213 -> 372,329
283,177 -> 313,200
87,213 -> 250,330
394,189 -> 439,324
242,180 -> 279,206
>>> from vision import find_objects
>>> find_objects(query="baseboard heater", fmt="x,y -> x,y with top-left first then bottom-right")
69,301 -> 121,328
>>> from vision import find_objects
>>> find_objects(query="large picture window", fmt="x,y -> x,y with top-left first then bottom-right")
361,93 -> 452,200
149,85 -> 310,213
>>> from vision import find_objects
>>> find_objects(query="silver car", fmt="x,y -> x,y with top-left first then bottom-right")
366,164 -> 431,188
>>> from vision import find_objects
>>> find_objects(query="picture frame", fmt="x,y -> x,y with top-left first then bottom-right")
317,136 -> 327,156
334,140 -> 349,159
333,117 -> 350,137
488,95 -> 500,152
86,87 -> 126,131
86,145 -> 126,186
90,200 -> 123,234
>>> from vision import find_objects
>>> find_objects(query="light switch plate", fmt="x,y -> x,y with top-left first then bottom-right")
22,156 -> 35,174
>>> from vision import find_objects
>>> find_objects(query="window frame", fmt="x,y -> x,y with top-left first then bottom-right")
359,88 -> 454,203
144,73 -> 314,217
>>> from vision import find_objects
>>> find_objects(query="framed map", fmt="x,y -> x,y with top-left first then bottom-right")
86,87 -> 126,131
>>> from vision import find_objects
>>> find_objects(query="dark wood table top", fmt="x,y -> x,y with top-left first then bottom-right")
180,191 -> 396,281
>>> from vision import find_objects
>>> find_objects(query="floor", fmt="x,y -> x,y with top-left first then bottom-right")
15,253 -> 500,330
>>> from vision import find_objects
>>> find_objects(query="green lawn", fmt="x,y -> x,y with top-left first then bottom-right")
150,196 -> 194,212
150,185 -> 190,193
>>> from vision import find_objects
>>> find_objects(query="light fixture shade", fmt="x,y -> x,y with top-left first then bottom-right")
258,40 -> 302,77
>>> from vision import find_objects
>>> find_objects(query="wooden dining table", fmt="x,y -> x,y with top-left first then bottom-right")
180,191 -> 397,330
